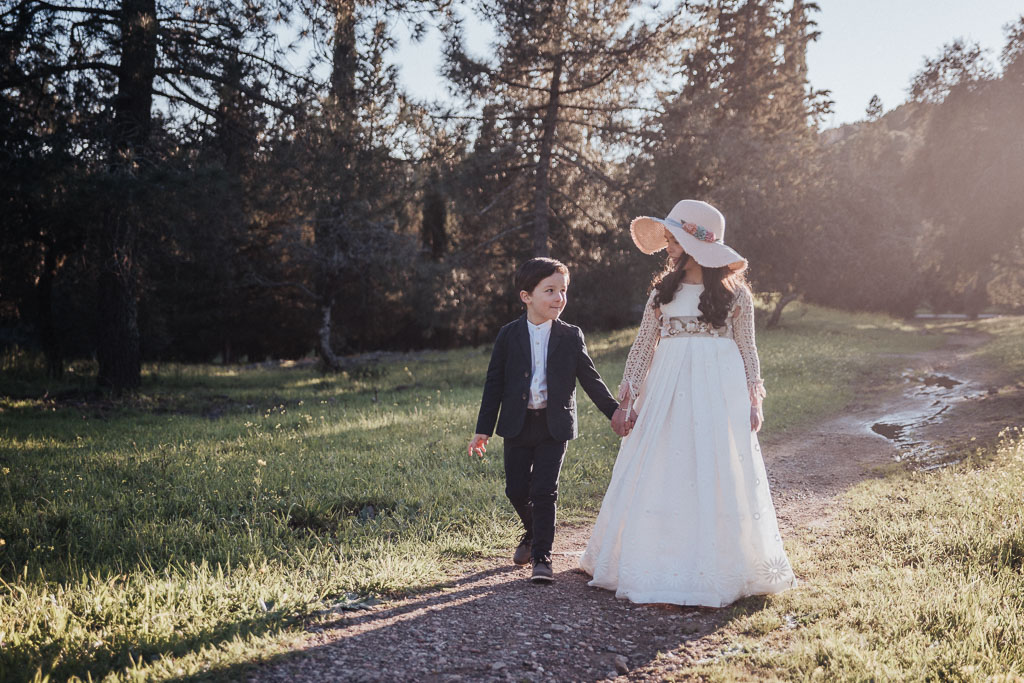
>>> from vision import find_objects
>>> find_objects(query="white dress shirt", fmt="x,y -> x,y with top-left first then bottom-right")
527,319 -> 553,409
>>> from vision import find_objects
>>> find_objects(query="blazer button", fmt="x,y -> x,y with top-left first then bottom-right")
524,371 -> 529,378
522,393 -> 527,400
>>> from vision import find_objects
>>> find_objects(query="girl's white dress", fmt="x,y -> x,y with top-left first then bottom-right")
580,283 -> 796,607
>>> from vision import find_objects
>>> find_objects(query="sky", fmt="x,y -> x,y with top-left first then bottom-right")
807,0 -> 1021,126
391,1 -> 1023,127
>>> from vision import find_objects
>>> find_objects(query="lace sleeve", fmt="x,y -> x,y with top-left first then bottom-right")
730,286 -> 766,407
619,290 -> 661,410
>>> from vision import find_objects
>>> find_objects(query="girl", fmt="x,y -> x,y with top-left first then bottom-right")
581,199 -> 796,608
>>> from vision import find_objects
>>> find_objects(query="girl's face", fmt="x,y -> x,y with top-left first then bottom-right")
664,228 -> 687,263
520,271 -> 568,324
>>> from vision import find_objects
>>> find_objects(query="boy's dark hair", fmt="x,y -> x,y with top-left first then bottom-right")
514,257 -> 570,296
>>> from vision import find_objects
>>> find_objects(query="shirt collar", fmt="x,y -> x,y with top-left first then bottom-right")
527,318 -> 553,332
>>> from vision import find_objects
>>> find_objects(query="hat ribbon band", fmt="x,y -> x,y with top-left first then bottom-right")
664,217 -> 720,244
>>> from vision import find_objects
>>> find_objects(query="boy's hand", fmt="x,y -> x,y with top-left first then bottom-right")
611,408 -> 631,437
468,434 -> 489,458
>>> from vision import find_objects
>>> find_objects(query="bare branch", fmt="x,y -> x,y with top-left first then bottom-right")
158,28 -> 317,86
474,177 -> 525,216
549,186 -> 616,233
2,0 -> 118,20
247,272 -> 316,300
153,83 -> 218,119
558,67 -> 617,96
156,67 -> 298,114
0,60 -> 118,90
550,149 -> 620,191
450,221 -> 531,261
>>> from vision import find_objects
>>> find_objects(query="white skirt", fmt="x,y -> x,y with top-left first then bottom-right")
580,336 -> 796,607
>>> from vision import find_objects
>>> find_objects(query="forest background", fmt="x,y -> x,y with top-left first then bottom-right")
3,0 -> 1024,393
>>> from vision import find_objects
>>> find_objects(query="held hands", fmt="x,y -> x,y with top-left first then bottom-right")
611,406 -> 638,437
611,408 -> 629,437
468,434 -> 489,458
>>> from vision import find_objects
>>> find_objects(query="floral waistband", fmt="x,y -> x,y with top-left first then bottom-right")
660,316 -> 731,339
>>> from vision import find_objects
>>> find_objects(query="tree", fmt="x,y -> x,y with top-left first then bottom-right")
802,103 -> 929,318
1,0 -> 303,391
639,0 -> 831,326
443,0 -> 682,260
271,0 -> 448,367
909,38 -> 995,104
866,94 -> 883,120
911,24 -> 1024,316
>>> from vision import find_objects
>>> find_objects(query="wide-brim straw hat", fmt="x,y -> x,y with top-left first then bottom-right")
629,199 -> 747,272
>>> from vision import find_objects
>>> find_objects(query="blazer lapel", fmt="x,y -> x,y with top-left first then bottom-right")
515,315 -> 531,365
547,319 -> 566,365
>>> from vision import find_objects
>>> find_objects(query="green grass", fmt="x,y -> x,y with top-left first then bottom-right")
0,305 -> 947,681
975,315 -> 1024,377
693,429 -> 1024,681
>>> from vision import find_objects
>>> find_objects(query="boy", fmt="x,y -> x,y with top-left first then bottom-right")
468,257 -> 619,583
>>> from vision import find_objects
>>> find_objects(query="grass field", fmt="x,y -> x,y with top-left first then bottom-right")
694,428 -> 1024,681
2,303 -> 1007,682
975,314 -> 1024,376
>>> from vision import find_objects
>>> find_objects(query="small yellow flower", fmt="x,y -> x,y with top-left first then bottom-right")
257,459 -> 267,467
1,467 -> 9,475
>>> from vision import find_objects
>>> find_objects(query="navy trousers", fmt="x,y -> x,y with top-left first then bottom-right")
503,408 -> 568,564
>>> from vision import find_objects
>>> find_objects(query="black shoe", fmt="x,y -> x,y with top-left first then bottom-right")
513,533 -> 532,566
531,560 -> 553,583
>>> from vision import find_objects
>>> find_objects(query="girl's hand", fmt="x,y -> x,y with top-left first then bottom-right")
750,406 -> 763,433
468,434 -> 489,458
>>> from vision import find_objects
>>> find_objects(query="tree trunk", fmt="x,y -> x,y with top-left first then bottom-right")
313,0 -> 357,369
97,248 -> 141,390
532,52 -> 563,258
97,0 -> 157,393
36,244 -> 62,379
963,274 -> 991,320
330,1 -> 357,110
421,170 -> 447,260
318,301 -> 343,371
766,292 -> 799,328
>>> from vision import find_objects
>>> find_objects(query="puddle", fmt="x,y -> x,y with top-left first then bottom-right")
920,374 -> 961,390
867,371 -> 980,470
870,422 -> 905,440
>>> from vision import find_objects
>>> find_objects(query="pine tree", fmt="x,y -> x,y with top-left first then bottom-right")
1,0 -> 303,391
443,0 -> 682,260
286,0 -> 442,366
640,0 -> 830,326
866,94 -> 883,120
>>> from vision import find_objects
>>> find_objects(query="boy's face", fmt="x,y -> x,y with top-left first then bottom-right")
520,272 -> 568,324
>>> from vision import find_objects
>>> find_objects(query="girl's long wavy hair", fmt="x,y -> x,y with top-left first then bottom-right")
651,252 -> 747,328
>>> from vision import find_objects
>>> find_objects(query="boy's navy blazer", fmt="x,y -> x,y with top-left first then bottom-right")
475,315 -> 619,441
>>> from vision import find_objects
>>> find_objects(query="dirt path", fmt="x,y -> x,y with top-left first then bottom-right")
247,325 -> 1022,683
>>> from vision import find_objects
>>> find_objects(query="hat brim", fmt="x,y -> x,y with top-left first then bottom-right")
629,216 -> 747,272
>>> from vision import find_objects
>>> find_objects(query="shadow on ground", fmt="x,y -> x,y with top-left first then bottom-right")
189,557 -> 767,683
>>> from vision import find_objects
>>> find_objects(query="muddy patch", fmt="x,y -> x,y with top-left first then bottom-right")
865,370 -> 988,471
